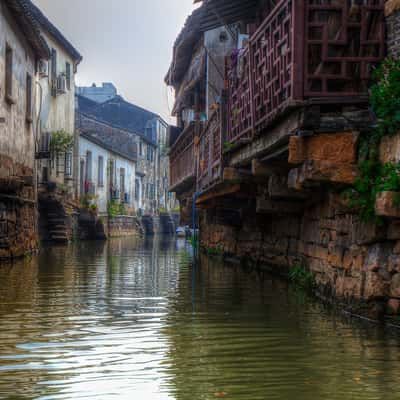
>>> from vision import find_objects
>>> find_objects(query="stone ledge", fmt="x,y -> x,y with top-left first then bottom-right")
385,0 -> 400,16
375,191 -> 400,218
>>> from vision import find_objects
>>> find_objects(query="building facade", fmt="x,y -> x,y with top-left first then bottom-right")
76,83 -> 117,104
0,0 -> 50,258
31,2 -> 82,195
76,112 -> 138,215
166,0 -> 400,324
76,89 -> 176,217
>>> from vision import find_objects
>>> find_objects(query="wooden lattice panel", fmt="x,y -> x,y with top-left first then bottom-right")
198,112 -> 222,192
227,48 -> 253,143
304,0 -> 385,96
169,126 -> 195,188
251,0 -> 297,130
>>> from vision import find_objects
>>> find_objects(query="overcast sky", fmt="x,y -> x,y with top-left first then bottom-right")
32,0 -> 198,124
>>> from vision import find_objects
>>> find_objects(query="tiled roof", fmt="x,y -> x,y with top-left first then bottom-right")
29,0 -> 82,63
76,95 -> 159,146
76,112 -> 138,163
4,0 -> 50,59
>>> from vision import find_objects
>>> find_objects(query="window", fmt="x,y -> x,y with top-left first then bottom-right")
65,152 -> 72,177
139,141 -> 143,157
135,179 -> 140,201
66,62 -> 71,90
86,151 -> 92,182
5,44 -> 13,102
147,146 -> 154,162
51,48 -> 57,96
26,74 -> 32,121
98,156 -> 104,186
120,168 -> 125,195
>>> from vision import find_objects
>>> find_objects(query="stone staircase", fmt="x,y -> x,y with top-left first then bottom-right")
38,192 -> 77,243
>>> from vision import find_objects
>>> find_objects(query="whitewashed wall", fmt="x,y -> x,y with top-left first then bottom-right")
0,4 -> 37,170
79,136 -> 136,214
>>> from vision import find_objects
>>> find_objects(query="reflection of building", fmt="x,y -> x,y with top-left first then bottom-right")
0,0 -> 50,258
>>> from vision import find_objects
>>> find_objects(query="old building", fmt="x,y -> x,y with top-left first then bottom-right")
166,0 -> 400,323
76,112 -> 138,215
76,88 -> 176,217
76,83 -> 117,104
0,0 -> 50,258
28,1 -> 82,242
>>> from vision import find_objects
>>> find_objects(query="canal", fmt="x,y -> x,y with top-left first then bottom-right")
0,237 -> 400,399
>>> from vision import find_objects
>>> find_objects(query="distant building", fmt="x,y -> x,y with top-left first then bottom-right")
76,83 -> 117,104
76,92 -> 177,216
76,112 -> 137,214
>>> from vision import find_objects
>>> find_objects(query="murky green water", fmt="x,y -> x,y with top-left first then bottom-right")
0,237 -> 400,399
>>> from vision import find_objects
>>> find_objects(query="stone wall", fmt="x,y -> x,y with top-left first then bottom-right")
199,191 -> 400,323
0,155 -> 37,259
386,0 -> 400,58
106,216 -> 142,238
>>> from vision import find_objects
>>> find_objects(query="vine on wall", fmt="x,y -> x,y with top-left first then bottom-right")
343,58 -> 400,223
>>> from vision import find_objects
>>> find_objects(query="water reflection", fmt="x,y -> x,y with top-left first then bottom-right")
0,238 -> 399,399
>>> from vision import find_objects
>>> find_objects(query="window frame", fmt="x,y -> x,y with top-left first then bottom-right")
5,43 -> 14,104
98,156 -> 104,187
26,73 -> 33,122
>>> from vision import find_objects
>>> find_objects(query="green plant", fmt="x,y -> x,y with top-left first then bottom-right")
224,140 -> 234,151
89,203 -> 98,213
107,200 -> 120,217
288,265 -> 316,291
58,183 -> 68,195
50,130 -> 74,153
343,58 -> 400,223
370,58 -> 400,137
80,194 -> 97,210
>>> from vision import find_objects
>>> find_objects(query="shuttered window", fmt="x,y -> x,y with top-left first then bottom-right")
26,74 -> 32,121
66,62 -> 71,90
98,156 -> 104,187
5,44 -> 13,101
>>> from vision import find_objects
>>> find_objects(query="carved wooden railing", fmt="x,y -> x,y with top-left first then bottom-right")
198,111 -> 222,193
227,0 -> 385,143
169,122 -> 196,191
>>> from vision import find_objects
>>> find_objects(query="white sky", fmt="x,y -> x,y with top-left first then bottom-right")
32,0 -> 198,124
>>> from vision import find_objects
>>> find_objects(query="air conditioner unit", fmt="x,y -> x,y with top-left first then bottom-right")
56,75 -> 66,94
38,60 -> 48,77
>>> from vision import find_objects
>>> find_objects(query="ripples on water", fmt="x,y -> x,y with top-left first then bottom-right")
0,237 -> 399,400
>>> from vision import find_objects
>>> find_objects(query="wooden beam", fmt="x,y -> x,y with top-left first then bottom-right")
223,167 -> 252,183
196,183 -> 242,205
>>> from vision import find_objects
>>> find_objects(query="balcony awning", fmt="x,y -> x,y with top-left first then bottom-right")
199,0 -> 260,31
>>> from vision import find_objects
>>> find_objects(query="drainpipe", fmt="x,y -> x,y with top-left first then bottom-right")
192,191 -> 199,256
34,81 -> 43,248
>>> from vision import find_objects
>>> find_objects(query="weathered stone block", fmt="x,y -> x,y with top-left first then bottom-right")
390,273 -> 400,298
375,191 -> 400,218
387,299 -> 400,315
351,219 -> 387,245
289,132 -> 359,165
364,272 -> 389,300
387,220 -> 400,240
385,0 -> 400,16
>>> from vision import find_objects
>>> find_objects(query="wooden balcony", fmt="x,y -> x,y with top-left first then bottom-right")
227,0 -> 385,144
197,111 -> 223,193
169,122 -> 197,193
